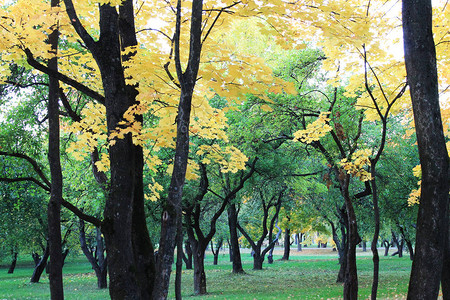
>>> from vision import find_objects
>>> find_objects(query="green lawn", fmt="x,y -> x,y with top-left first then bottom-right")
0,248 -> 412,299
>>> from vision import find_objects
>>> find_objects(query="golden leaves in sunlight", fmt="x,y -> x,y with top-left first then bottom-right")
293,112 -> 332,144
338,149 -> 372,182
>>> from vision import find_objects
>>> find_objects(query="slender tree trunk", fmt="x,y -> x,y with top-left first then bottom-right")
175,221 -> 183,300
403,1 -> 450,298
211,239 -> 223,266
383,240 -> 390,256
282,228 -> 290,260
370,168 -> 380,300
47,1 -> 64,297
183,240 -> 193,269
31,244 -> 49,283
228,204 -> 244,273
342,182 -> 361,300
8,252 -> 18,274
153,1 -> 204,297
79,220 -> 108,289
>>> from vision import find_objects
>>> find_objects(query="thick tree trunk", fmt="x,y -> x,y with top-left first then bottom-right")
8,252 -> 18,274
253,251 -> 264,270
228,204 -> 244,273
403,1 -> 450,298
31,244 -> 49,283
47,1 -> 64,297
193,248 -> 207,295
282,228 -> 290,260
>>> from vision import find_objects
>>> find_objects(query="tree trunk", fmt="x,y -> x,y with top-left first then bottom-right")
228,204 -> 244,273
79,220 -> 108,289
442,221 -> 450,299
370,167 -> 380,300
153,1 -> 203,297
31,244 -> 49,283
383,240 -> 390,256
175,227 -> 183,300
211,239 -> 223,266
282,228 -> 290,260
47,1 -> 64,296
403,1 -> 450,298
183,240 -> 193,269
295,233 -> 300,251
8,252 -> 18,274
193,247 -> 207,295
342,182 -> 361,300
268,247 -> 274,264
253,250 -> 264,270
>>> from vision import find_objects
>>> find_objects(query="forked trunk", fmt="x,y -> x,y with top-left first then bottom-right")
31,244 -> 49,283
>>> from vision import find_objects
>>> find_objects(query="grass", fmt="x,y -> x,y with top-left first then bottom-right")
0,248 -> 412,299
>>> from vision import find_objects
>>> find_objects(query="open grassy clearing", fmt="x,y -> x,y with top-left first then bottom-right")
0,248 -> 411,299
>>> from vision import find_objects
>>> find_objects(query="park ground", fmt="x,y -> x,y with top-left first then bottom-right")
0,247 -> 416,299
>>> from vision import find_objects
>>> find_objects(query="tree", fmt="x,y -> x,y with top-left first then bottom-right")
237,186 -> 284,270
403,0 -> 450,298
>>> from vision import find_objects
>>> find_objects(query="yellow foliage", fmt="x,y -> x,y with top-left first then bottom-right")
339,149 -> 372,182
293,112 -> 332,143
196,144 -> 247,173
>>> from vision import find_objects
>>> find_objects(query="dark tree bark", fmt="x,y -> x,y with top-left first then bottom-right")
79,220 -> 107,289
296,233 -> 302,251
153,1 -> 203,298
403,1 -> 450,298
228,204 -> 245,273
281,219 -> 291,260
185,160 -> 257,295
442,221 -> 450,299
31,244 -> 49,283
398,225 -> 414,261
211,238 -> 223,265
237,189 -> 283,270
32,252 -> 41,266
342,178 -> 361,300
47,1 -> 64,297
392,231 -> 404,258
7,252 -> 18,274
362,45 -> 407,300
382,240 -> 391,256
182,240 -> 193,269
63,1 -> 156,298
175,228 -> 184,300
